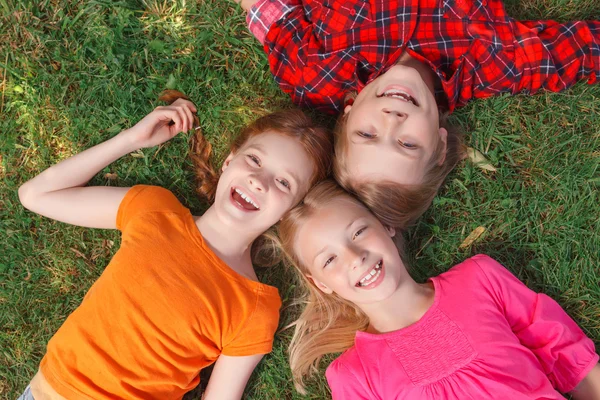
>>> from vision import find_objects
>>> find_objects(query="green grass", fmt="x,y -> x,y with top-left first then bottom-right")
1,0 -> 599,398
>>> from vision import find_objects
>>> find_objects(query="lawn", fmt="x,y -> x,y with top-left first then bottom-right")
0,0 -> 599,399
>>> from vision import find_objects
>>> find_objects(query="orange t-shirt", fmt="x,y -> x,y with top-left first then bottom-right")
39,185 -> 281,400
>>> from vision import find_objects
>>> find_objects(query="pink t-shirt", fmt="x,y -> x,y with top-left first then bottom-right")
326,255 -> 598,399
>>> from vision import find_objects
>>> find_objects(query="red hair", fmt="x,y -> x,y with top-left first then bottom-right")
158,90 -> 333,204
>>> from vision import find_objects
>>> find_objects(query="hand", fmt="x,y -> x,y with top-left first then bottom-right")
122,98 -> 198,149
236,0 -> 259,12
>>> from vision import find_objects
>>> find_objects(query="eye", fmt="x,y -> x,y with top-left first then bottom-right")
246,154 -> 261,166
277,178 -> 291,190
357,131 -> 376,139
352,227 -> 366,240
398,140 -> 417,149
323,256 -> 336,268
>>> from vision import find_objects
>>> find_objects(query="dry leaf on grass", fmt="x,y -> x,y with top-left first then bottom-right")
130,150 -> 145,158
459,226 -> 486,249
70,247 -> 88,260
467,147 -> 496,172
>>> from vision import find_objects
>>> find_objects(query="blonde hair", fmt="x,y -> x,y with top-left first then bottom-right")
333,111 -> 464,228
278,180 -> 373,393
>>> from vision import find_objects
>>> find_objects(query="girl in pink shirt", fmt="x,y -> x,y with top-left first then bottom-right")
278,180 -> 600,399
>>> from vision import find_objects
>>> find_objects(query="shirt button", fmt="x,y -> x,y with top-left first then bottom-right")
350,9 -> 356,15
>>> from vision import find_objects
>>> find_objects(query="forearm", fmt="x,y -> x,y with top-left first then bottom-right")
19,131 -> 137,203
571,364 -> 600,400
516,20 -> 600,93
18,98 -> 195,228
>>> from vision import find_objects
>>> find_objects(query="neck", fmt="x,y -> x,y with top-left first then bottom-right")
194,205 -> 257,277
359,278 -> 435,334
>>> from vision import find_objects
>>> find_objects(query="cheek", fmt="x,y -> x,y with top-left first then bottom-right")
326,267 -> 351,288
273,189 -> 293,206
414,118 -> 439,145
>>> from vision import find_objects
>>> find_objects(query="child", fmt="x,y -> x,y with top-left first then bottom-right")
278,180 -> 600,399
238,0 -> 600,227
16,91 -> 332,400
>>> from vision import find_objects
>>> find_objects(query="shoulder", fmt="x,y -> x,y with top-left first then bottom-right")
442,254 -> 506,281
117,185 -> 188,230
326,347 -> 364,382
326,347 -> 374,398
123,185 -> 184,208
253,288 -> 282,328
240,285 -> 282,338
438,255 -> 520,297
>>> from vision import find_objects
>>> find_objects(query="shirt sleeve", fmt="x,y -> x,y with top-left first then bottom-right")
513,20 -> 600,94
221,292 -> 282,357
116,185 -> 186,231
326,357 -> 372,400
258,1 -> 360,113
472,254 -> 599,393
246,0 -> 297,45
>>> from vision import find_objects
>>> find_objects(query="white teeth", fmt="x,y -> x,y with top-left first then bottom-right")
234,188 -> 259,209
383,90 -> 416,105
358,261 -> 383,287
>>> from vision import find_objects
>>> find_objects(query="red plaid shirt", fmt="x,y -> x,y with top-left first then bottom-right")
247,0 -> 600,113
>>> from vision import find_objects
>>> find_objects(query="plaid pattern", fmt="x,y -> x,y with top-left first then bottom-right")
246,0 -> 296,44
248,0 -> 600,113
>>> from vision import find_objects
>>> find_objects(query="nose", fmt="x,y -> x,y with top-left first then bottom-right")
248,173 -> 267,192
348,245 -> 368,270
382,108 -> 408,121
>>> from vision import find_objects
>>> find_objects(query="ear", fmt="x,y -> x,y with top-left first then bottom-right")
307,274 -> 333,294
385,225 -> 396,238
436,127 -> 448,166
221,152 -> 236,172
344,104 -> 352,114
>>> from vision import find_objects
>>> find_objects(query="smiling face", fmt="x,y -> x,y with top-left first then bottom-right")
343,64 -> 447,185
213,131 -> 315,235
294,196 -> 407,306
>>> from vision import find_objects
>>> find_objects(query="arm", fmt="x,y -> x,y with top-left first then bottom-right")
326,358 -> 371,400
18,99 -> 197,229
235,0 -> 258,12
514,19 -> 599,94
571,364 -> 600,400
202,354 -> 264,400
472,255 -> 599,394
242,0 -> 361,113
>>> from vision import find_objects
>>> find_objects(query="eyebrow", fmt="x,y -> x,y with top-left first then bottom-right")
246,143 -> 266,152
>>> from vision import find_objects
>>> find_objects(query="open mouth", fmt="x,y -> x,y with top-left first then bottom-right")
355,260 -> 383,288
377,87 -> 419,107
231,187 -> 260,211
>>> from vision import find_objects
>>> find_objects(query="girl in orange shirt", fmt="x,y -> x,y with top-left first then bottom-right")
17,91 -> 332,400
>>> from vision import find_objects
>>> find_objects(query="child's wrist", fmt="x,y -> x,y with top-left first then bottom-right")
116,129 -> 143,153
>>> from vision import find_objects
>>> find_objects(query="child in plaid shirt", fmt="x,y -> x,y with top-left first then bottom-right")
238,0 -> 599,228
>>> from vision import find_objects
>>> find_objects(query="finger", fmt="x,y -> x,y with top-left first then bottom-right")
175,106 -> 188,132
173,98 -> 197,113
181,104 -> 195,130
161,108 -> 183,132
